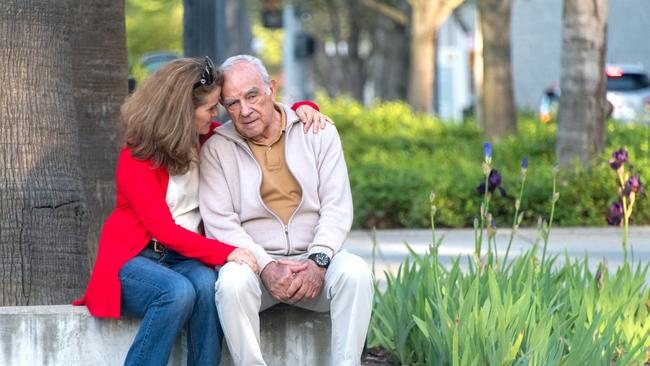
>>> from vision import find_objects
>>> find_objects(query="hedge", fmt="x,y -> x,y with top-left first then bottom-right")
318,96 -> 649,228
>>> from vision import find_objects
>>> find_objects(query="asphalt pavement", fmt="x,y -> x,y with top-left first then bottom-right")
345,226 -> 650,284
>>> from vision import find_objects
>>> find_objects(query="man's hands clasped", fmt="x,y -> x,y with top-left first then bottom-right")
260,259 -> 326,303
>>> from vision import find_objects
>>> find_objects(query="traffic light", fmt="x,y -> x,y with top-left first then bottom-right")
262,0 -> 283,28
294,32 -> 315,59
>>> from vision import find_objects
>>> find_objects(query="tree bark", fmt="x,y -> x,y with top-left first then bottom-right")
0,0 -> 89,305
406,0 -> 464,113
408,8 -> 437,113
557,0 -> 608,166
478,0 -> 517,140
72,0 -> 127,267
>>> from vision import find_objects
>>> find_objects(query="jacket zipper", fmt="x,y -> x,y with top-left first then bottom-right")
232,136 -> 296,255
283,121 -> 306,255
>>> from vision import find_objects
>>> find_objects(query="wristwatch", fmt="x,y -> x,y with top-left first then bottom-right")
308,252 -> 331,269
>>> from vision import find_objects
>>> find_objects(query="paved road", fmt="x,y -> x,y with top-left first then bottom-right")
345,226 -> 650,284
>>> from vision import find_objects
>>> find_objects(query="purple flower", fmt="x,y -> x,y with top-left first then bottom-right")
521,156 -> 529,169
484,142 -> 492,159
606,201 -> 624,226
609,148 -> 628,170
477,169 -> 506,196
623,174 -> 644,197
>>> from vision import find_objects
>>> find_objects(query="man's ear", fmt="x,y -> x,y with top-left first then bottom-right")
269,79 -> 277,100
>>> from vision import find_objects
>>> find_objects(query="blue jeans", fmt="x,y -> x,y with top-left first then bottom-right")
119,248 -> 223,366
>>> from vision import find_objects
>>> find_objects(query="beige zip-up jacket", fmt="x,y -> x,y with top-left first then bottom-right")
198,104 -> 353,271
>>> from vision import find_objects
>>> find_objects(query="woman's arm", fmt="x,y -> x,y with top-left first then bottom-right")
291,101 -> 335,134
116,150 -> 235,267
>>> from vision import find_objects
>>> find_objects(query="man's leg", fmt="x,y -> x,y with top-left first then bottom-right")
215,262 -> 278,366
293,250 -> 374,366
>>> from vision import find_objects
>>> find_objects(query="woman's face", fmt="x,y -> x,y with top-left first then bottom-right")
193,87 -> 221,135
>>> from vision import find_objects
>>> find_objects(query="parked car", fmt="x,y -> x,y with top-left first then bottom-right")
128,51 -> 180,92
539,64 -> 650,124
140,51 -> 180,74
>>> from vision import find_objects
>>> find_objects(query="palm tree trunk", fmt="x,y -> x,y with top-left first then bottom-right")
72,0 -> 127,268
0,0 -> 90,305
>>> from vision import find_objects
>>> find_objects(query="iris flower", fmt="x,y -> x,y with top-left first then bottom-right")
606,201 -> 624,226
609,148 -> 629,170
623,174 -> 644,197
477,169 -> 506,197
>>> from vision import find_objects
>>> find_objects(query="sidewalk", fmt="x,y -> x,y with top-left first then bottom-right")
346,226 -> 650,283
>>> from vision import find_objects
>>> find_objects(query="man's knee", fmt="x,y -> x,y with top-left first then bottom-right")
215,262 -> 258,299
333,253 -> 374,292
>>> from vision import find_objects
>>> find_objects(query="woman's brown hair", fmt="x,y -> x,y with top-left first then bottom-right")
121,57 -> 224,175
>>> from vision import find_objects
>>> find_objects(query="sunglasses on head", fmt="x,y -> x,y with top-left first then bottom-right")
193,56 -> 216,89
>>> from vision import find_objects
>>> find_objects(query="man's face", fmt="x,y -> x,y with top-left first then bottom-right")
220,62 -> 277,140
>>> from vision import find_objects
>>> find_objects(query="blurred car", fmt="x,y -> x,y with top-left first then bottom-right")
539,64 -> 650,124
140,51 -> 180,74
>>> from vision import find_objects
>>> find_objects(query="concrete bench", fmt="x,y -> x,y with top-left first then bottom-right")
0,304 -> 331,365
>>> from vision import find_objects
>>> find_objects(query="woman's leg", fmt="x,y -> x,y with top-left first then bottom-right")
119,255 -> 197,366
170,256 -> 223,366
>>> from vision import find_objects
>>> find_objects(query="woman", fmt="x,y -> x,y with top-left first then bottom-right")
73,57 -> 329,366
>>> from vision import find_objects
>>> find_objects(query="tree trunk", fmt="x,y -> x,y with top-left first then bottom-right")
557,0 -> 608,166
72,0 -> 127,267
406,0 -> 464,114
0,0 -> 90,305
224,0 -> 252,57
372,25 -> 410,101
407,5 -> 437,113
343,0 -> 367,101
478,0 -> 517,140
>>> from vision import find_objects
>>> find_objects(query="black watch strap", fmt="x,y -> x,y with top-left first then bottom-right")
308,252 -> 331,269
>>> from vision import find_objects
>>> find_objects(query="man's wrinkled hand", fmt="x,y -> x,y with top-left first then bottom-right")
260,261 -> 296,301
286,260 -> 325,303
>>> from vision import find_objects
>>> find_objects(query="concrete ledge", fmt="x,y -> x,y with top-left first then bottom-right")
0,304 -> 331,366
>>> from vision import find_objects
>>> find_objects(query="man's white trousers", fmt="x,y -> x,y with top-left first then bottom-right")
215,250 -> 374,366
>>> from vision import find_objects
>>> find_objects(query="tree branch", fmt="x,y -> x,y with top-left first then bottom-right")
437,0 -> 466,26
359,0 -> 408,26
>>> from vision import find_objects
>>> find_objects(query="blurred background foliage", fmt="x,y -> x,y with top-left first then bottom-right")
126,0 -> 183,82
251,23 -> 283,76
126,0 -> 284,82
319,95 -> 650,229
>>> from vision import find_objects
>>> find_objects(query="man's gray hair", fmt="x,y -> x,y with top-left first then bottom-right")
220,55 -> 271,86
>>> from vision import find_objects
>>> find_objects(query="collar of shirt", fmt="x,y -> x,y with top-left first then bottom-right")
247,104 -> 286,148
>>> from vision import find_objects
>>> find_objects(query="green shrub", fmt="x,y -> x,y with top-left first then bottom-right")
318,96 -> 650,228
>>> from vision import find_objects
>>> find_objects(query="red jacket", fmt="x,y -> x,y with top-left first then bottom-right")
74,102 -> 319,318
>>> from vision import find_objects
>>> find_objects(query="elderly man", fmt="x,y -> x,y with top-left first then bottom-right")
198,55 -> 373,366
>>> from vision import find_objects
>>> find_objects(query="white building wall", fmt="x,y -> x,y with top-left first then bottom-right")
437,7 -> 474,122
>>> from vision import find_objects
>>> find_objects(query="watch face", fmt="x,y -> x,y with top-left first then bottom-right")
310,253 -> 331,268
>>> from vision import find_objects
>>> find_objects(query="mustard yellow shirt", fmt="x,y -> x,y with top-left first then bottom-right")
247,106 -> 302,224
